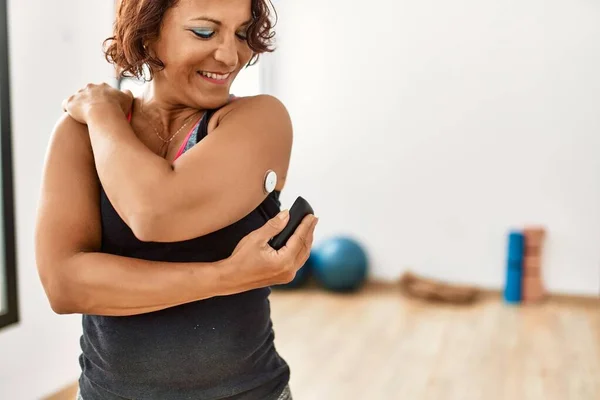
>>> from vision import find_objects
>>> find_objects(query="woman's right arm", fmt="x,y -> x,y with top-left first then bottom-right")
35,115 -> 316,317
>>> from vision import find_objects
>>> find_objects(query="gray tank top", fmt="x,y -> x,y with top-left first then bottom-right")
77,106 -> 290,399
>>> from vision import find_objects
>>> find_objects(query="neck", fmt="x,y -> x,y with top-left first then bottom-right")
137,83 -> 202,135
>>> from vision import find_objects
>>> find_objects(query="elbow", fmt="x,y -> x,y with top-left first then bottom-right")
39,271 -> 76,315
126,199 -> 187,242
117,194 -> 168,242
127,209 -> 161,242
49,296 -> 76,315
37,260 -> 80,315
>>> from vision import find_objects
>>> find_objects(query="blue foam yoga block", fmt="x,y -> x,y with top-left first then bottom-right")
504,264 -> 522,303
504,230 -> 524,304
506,259 -> 522,271
506,231 -> 525,262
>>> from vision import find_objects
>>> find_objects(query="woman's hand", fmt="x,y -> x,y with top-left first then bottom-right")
220,210 -> 319,294
62,82 -> 133,124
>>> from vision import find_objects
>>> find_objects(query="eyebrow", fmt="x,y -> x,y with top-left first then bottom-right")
189,16 -> 253,26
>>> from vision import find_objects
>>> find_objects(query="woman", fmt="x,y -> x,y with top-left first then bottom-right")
34,0 -> 317,399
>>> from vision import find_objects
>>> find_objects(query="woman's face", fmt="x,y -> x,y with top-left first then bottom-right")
151,0 -> 254,109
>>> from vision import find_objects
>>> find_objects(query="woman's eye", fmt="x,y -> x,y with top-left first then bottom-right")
191,29 -> 215,39
236,27 -> 249,40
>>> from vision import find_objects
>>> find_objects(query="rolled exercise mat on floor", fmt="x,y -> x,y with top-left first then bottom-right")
398,271 -> 479,304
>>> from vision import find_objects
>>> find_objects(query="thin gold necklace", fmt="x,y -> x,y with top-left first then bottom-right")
140,101 -> 200,144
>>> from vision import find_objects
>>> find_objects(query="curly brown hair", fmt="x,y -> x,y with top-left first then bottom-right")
104,0 -> 277,80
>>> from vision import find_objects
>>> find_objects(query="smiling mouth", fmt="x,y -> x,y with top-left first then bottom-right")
198,70 -> 231,84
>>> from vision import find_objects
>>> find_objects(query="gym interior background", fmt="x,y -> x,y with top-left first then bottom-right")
1,0 -> 599,399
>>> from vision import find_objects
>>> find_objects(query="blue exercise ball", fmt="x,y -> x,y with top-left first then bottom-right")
311,236 -> 368,292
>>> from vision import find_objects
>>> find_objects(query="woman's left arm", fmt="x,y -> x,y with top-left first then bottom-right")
63,86 -> 292,243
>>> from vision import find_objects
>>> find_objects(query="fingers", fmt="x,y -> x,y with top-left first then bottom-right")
257,210 -> 290,243
61,93 -> 73,112
280,214 -> 317,259
271,215 -> 317,284
61,82 -> 132,115
285,214 -> 316,247
121,89 -> 135,114
293,216 -> 317,265
62,96 -> 74,113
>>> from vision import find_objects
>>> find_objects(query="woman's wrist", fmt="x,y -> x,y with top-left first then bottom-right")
86,101 -> 126,125
212,256 -> 250,297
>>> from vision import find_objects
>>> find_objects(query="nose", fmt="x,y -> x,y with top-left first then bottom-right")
213,35 -> 239,69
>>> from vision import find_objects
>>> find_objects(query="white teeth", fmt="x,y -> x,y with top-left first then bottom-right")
200,71 -> 230,80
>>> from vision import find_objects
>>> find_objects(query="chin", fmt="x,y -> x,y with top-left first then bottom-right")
192,71 -> 240,108
201,93 -> 232,110
187,86 -> 229,110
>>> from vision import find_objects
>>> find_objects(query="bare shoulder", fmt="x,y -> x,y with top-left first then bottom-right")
42,113 -> 96,182
217,94 -> 289,115
52,112 -> 88,135
210,94 -> 292,134
48,113 -> 93,151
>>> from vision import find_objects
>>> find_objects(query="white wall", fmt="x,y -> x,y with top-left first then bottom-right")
267,0 -> 600,296
0,1 -> 115,398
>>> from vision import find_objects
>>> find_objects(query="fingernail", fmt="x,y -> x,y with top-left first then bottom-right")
278,209 -> 289,220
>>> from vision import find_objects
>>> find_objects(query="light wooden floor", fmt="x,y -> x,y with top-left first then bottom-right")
48,284 -> 600,400
270,284 -> 599,400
